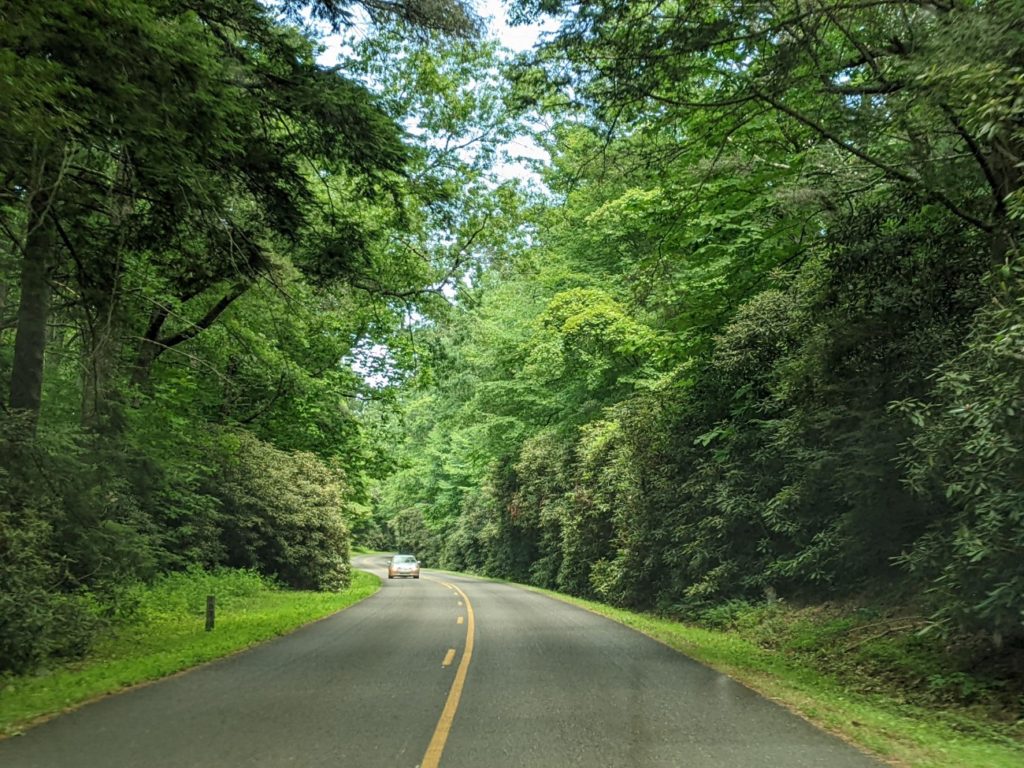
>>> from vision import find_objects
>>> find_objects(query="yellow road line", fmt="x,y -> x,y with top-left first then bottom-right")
421,582 -> 475,768
442,648 -> 456,667
457,616 -> 464,625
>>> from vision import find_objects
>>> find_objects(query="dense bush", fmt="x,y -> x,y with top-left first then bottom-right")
0,419 -> 356,673
691,599 -> 1019,712
0,504 -> 101,675
212,432 -> 352,591
898,287 -> 1024,644
0,424 -> 133,674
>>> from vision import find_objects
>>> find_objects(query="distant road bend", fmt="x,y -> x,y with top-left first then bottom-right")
0,556 -> 884,767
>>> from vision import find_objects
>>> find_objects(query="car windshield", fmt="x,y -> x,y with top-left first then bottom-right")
393,555 -> 417,564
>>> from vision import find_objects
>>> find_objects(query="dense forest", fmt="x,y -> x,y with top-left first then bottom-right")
374,0 -> 1024,657
2,0 -> 1023,690
0,0 -> 496,673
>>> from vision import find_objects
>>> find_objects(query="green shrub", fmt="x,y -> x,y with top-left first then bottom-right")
898,287 -> 1024,643
0,505 -> 101,674
785,616 -> 859,654
688,599 -> 1014,712
210,431 -> 352,591
137,566 -> 275,619
693,600 -> 758,630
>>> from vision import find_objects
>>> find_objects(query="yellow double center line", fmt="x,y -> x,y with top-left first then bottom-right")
421,581 -> 476,768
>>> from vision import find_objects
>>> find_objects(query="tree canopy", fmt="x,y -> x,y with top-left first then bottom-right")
371,0 -> 1024,652
0,0 -> 482,673
2,0 -> 1022,679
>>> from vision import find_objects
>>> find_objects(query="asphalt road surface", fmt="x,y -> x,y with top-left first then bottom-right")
0,557 -> 885,767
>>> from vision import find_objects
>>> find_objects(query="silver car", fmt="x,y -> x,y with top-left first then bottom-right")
387,554 -> 421,579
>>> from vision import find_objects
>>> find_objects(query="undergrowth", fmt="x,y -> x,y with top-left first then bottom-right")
678,599 -> 1023,722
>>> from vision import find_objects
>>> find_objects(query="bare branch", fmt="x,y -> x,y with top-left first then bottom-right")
820,82 -> 903,95
153,282 -> 250,357
940,104 -> 1007,219
236,372 -> 289,425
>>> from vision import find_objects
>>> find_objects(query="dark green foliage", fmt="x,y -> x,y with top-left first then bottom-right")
897,290 -> 1024,643
0,424 -> 104,673
687,599 -> 1021,714
0,503 -> 100,674
389,506 -> 443,567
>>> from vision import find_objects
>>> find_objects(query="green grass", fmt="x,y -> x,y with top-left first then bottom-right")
0,568 -> 380,737
527,587 -> 1023,768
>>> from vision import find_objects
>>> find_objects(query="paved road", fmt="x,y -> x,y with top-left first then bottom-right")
0,557 -> 884,767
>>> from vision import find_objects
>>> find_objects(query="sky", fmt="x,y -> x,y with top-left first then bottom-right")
313,0 -> 555,56
466,1 -> 561,179
311,0 -> 558,183
479,0 -> 560,180
328,2 -> 558,384
476,0 -> 558,53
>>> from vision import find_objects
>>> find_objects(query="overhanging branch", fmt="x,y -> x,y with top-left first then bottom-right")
754,90 -> 993,232
156,282 -> 249,354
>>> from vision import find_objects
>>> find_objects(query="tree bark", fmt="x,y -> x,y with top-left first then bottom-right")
9,185 -> 57,430
132,307 -> 169,386
81,149 -> 133,432
988,132 -> 1023,266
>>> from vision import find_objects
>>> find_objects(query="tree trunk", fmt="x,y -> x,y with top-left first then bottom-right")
132,307 -> 169,387
81,310 -> 121,432
81,150 -> 133,432
132,283 -> 248,386
9,185 -> 57,429
989,132 -> 1023,265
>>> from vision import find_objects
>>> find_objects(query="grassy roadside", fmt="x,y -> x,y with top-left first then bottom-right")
523,586 -> 1022,768
0,568 -> 380,737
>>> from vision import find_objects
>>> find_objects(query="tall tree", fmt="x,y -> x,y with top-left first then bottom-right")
0,0 -> 482,432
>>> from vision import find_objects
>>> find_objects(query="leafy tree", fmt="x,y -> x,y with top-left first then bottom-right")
0,0 -> 483,673
370,0 -> 1024,651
